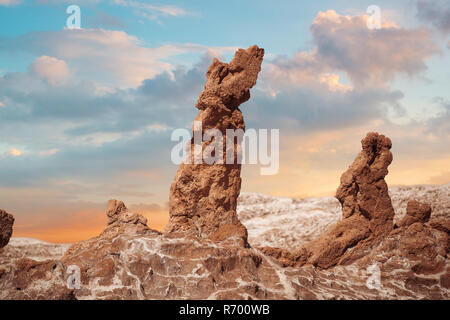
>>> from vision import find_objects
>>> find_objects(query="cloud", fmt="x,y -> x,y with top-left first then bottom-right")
8,148 -> 22,156
265,10 -> 439,89
426,97 -> 450,138
36,0 -> 190,23
1,29 -> 173,87
28,56 -> 72,85
0,49 -> 215,138
238,9 -> 448,198
87,9 -> 125,29
416,0 -> 450,34
0,0 -> 22,6
39,148 -> 60,156
113,0 -> 189,21
1,29 -> 234,87
0,9 -> 440,193
246,83 -> 404,134
0,53 -> 215,188
37,0 -> 102,4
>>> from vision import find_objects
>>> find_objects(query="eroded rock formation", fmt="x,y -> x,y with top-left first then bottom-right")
100,199 -> 153,238
164,45 -> 264,246
359,200 -> 449,293
64,200 -> 157,259
1,192 -> 448,300
261,132 -> 396,268
335,132 -> 395,236
0,209 -> 14,249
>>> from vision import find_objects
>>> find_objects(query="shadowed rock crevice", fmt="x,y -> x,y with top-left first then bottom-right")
164,45 -> 264,246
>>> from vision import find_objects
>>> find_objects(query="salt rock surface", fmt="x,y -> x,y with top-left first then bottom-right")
238,183 -> 450,251
0,209 -> 14,249
358,211 -> 449,296
390,183 -> 450,223
164,45 -> 264,247
237,193 -> 342,250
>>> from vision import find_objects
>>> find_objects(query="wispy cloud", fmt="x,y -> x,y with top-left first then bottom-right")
0,0 -> 22,6
113,0 -> 189,21
416,0 -> 450,34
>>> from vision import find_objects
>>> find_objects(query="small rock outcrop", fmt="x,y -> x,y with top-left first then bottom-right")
106,199 -> 128,224
101,199 -> 152,237
0,209 -> 14,249
261,132 -> 396,268
164,45 -> 264,246
64,200 -> 156,258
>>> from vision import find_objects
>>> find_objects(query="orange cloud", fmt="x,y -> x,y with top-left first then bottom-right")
8,148 -> 22,156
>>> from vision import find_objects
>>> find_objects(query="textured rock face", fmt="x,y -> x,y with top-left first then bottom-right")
106,200 -> 128,224
335,132 -> 395,236
0,209 -> 14,249
0,186 -> 449,300
100,199 -> 152,238
164,45 -> 264,246
359,212 -> 449,294
261,132 -> 396,269
0,238 -> 70,262
300,132 -> 395,268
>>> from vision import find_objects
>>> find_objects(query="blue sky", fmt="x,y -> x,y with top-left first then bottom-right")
0,0 -> 449,242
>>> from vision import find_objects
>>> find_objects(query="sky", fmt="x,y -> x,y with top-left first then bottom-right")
0,0 -> 449,243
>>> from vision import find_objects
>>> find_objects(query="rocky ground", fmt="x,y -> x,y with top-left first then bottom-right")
238,183 -> 450,250
0,183 -> 448,300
